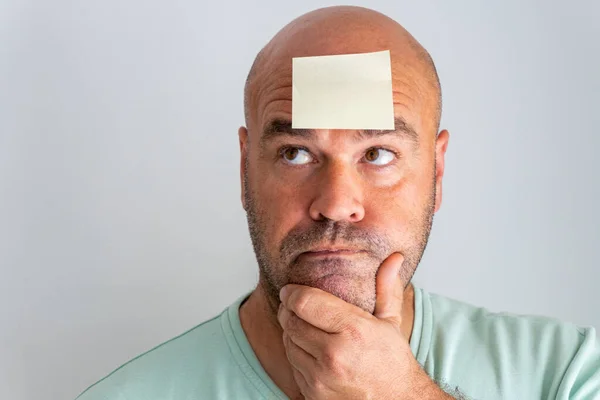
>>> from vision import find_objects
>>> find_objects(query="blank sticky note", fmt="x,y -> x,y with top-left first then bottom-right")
292,50 -> 394,130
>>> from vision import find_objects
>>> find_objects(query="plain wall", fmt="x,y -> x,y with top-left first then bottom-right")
1,1 -> 598,399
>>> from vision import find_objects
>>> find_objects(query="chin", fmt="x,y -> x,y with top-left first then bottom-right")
285,256 -> 378,312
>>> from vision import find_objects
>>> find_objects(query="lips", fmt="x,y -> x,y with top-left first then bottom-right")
300,248 -> 366,257
290,247 -> 372,283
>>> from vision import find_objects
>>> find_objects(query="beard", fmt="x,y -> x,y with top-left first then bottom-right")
244,159 -> 436,314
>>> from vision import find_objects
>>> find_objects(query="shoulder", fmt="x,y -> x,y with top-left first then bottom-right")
427,289 -> 587,338
426,289 -> 592,349
420,288 -> 600,399
74,311 -> 233,400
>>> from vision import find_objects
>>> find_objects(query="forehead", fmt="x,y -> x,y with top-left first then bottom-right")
252,56 -> 429,140
259,116 -> 420,151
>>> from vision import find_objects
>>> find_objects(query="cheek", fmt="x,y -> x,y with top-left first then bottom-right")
365,169 -> 433,237
253,172 -> 308,250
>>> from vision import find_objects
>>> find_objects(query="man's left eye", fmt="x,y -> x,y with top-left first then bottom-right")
364,148 -> 396,166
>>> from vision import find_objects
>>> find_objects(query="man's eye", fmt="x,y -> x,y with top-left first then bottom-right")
364,148 -> 396,166
281,147 -> 313,165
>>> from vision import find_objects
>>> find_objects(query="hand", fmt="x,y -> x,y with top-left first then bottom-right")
277,253 -> 445,399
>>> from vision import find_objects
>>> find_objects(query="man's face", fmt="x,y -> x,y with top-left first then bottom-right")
241,57 -> 443,314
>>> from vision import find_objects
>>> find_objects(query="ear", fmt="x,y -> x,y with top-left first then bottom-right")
239,126 -> 249,211
434,129 -> 449,213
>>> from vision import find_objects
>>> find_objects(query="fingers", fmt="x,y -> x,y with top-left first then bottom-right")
279,305 -> 329,358
282,330 -> 315,379
374,252 -> 405,323
280,285 -> 364,333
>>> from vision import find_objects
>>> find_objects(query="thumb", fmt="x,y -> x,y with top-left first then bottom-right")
374,252 -> 405,322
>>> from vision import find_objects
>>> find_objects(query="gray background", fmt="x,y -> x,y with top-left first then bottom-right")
1,1 -> 598,399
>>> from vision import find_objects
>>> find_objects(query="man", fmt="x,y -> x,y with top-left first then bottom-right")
75,6 -> 600,400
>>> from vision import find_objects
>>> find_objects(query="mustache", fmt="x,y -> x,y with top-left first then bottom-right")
279,220 -> 391,262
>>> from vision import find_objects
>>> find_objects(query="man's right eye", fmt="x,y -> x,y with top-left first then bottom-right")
280,147 -> 314,165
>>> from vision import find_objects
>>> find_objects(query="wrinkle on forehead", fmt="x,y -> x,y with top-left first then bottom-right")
256,79 -> 293,130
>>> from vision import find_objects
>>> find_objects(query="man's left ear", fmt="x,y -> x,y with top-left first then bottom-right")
238,126 -> 249,211
434,129 -> 449,213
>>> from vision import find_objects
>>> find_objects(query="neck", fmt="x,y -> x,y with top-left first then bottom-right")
238,281 -> 416,399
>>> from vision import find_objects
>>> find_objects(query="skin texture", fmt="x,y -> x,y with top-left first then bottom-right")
238,5 -> 451,399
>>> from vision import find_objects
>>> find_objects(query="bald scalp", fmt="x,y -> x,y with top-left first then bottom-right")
244,6 -> 442,136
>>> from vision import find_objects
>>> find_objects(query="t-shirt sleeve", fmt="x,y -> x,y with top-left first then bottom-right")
422,290 -> 600,399
555,327 -> 600,399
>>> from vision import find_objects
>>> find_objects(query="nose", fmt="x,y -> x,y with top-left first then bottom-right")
308,161 -> 365,223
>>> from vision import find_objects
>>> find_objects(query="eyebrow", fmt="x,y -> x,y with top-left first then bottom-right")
259,117 -> 419,147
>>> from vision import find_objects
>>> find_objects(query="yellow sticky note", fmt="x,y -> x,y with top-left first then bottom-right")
292,50 -> 394,130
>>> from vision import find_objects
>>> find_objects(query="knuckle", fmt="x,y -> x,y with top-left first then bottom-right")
346,320 -> 366,342
308,373 -> 326,392
321,345 -> 337,369
329,359 -> 346,379
320,344 -> 345,376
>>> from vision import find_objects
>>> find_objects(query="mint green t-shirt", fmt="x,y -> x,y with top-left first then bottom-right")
74,286 -> 600,399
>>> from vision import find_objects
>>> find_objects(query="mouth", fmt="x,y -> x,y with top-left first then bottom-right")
299,248 -> 366,258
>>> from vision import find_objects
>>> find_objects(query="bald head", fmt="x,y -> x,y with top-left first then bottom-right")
243,6 -> 442,135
